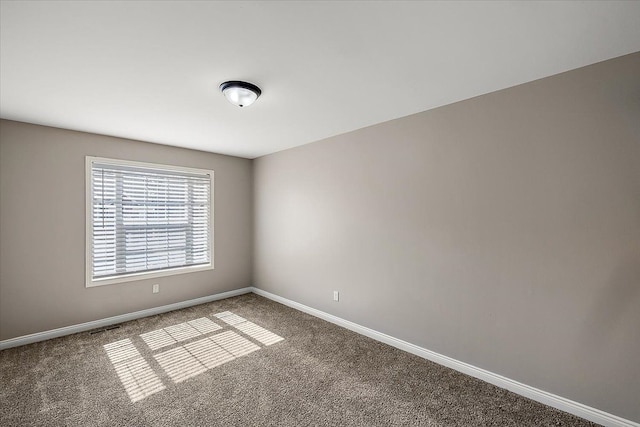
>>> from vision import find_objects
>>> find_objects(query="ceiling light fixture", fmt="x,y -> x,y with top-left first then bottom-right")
220,81 -> 262,107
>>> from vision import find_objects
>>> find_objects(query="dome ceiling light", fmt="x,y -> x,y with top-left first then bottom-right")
220,80 -> 262,107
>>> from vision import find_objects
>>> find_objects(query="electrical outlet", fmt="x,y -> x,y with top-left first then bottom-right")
152,284 -> 160,294
333,291 -> 339,302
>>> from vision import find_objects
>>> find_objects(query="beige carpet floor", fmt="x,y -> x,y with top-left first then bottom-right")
0,293 -> 596,426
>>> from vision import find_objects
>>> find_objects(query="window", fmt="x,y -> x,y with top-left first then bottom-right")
86,157 -> 213,287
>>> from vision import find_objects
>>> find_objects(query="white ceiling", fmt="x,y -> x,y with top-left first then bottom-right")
1,1 -> 639,159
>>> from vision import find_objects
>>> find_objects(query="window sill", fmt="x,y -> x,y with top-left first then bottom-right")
86,263 -> 214,288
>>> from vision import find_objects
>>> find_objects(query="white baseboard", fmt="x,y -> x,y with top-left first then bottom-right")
251,287 -> 639,427
0,287 -> 252,351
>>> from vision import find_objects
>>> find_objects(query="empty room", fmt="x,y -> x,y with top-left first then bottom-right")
1,1 -> 639,426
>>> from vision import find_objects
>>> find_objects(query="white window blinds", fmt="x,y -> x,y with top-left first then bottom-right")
88,158 -> 213,285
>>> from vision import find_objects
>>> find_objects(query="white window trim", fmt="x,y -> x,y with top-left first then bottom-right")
85,156 -> 214,288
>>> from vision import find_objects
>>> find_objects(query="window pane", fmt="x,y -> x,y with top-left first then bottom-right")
90,159 -> 212,282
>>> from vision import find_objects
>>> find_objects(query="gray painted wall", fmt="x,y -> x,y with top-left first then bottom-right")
0,120 -> 253,340
254,53 -> 640,421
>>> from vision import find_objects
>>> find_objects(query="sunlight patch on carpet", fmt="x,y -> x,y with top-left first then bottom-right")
214,311 -> 284,346
140,317 -> 222,351
210,330 -> 260,357
184,336 -> 235,368
139,329 -> 176,351
105,312 -> 284,402
214,311 -> 247,325
234,321 -> 284,346
153,332 -> 258,383
154,346 -> 208,383
103,339 -> 166,402
187,317 -> 222,334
